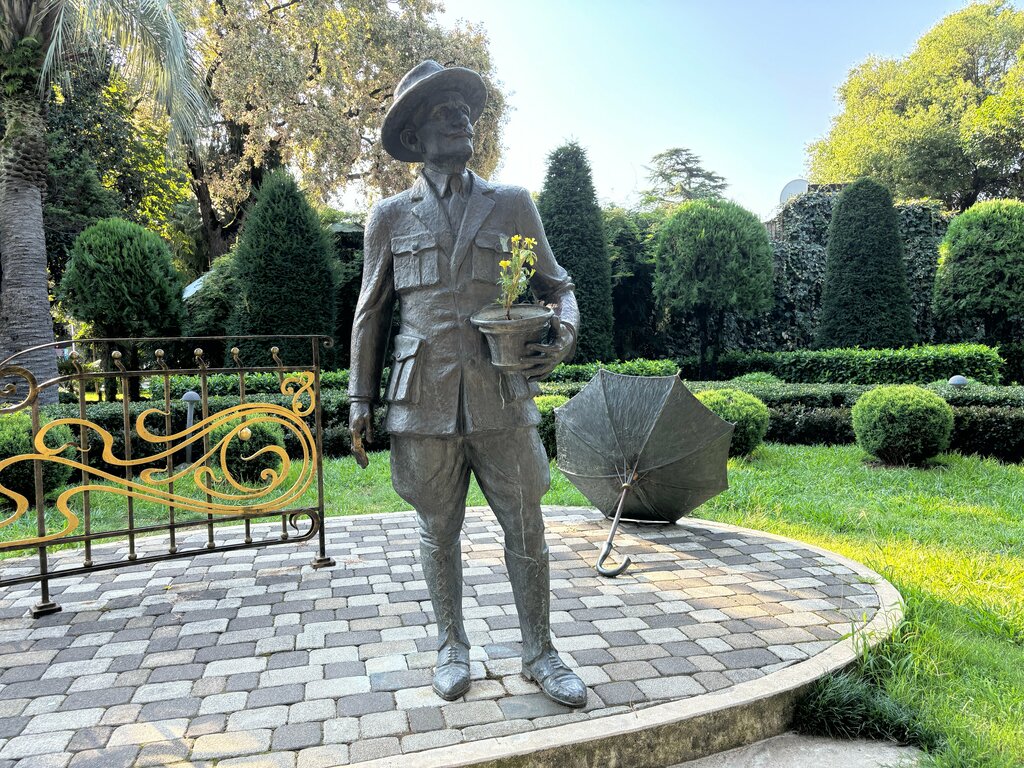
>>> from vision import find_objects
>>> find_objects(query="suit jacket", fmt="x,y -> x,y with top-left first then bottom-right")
349,170 -> 579,436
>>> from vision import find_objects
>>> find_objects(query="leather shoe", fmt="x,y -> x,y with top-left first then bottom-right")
523,650 -> 587,708
432,643 -> 471,701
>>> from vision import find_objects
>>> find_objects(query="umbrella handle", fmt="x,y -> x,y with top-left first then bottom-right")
596,483 -> 633,578
596,540 -> 632,578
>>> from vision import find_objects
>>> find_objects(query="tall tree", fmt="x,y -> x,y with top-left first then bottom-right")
654,199 -> 772,378
641,147 -> 727,208
0,0 -> 206,404
537,142 -> 614,363
44,53 -> 193,287
816,179 -> 916,349
604,206 -> 661,359
933,199 -> 1024,346
186,0 -> 507,261
808,1 -> 1024,212
227,170 -> 336,366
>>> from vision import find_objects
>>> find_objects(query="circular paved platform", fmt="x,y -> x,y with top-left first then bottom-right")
0,507 -> 901,768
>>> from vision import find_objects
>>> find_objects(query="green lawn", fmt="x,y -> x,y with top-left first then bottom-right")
2,443 -> 1022,767
699,445 -> 1024,768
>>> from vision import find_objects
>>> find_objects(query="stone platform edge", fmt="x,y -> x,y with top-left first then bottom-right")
350,508 -> 904,768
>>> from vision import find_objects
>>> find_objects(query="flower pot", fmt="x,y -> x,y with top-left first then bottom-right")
470,304 -> 554,371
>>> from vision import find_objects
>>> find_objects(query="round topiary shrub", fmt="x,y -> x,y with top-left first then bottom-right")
0,414 -> 76,504
852,385 -> 953,465
695,388 -> 770,457
209,419 -> 286,484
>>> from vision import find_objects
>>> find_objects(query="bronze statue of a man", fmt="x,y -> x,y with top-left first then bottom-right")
348,60 -> 587,707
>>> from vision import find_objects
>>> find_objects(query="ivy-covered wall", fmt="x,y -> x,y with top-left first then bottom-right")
735,190 -> 951,352
897,200 -> 951,342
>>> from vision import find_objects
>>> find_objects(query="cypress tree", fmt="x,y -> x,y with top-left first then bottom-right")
228,171 -> 337,366
604,206 -> 661,359
816,178 -> 916,349
537,142 -> 614,363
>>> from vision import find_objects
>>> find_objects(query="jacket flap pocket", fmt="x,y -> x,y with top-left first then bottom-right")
474,230 -> 508,252
392,334 -> 423,362
391,232 -> 436,254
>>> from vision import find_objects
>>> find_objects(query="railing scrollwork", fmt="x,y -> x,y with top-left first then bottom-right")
0,335 -> 336,617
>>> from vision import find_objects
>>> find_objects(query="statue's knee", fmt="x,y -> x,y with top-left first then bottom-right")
418,514 -> 464,550
505,527 -> 548,561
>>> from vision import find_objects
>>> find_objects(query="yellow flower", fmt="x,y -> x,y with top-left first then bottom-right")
524,237 -> 537,248
511,234 -> 521,244
499,259 -> 511,268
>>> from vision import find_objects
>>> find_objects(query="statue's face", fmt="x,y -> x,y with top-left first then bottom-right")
403,89 -> 474,168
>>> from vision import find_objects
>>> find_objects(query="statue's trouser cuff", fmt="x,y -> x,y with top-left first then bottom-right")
390,429 -> 552,656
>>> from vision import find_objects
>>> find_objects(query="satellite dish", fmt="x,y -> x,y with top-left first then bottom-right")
779,178 -> 809,205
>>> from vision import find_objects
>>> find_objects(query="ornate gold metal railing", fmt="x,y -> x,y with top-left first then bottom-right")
0,336 -> 335,617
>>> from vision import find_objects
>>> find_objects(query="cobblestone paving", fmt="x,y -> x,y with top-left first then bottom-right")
0,507 -> 882,768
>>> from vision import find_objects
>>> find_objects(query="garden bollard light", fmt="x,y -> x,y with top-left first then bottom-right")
182,391 -> 201,464
948,375 -> 968,388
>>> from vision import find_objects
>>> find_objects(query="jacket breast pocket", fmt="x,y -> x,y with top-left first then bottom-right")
391,233 -> 440,291
471,230 -> 509,284
386,334 -> 424,404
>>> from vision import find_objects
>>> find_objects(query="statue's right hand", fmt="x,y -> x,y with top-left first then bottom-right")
349,401 -> 374,445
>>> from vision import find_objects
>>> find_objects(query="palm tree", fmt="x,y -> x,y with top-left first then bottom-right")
0,0 -> 206,404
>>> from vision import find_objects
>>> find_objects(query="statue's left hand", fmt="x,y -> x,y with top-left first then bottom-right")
521,325 -> 574,382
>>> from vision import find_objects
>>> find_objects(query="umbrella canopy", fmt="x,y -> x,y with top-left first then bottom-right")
555,371 -> 734,575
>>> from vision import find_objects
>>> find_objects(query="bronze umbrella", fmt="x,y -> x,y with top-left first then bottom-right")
554,371 -> 734,577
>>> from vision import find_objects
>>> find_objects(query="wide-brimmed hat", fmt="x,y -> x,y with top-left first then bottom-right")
381,60 -> 487,162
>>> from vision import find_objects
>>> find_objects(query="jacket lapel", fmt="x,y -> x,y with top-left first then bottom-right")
452,171 -> 495,279
411,173 -> 454,256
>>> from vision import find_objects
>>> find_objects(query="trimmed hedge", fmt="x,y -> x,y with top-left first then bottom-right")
767,406 -> 854,446
163,370 -> 350,399
924,381 -> 1024,408
678,344 -> 1002,385
38,374 -> 1024,471
541,378 -> 1024,409
538,379 -> 1022,461
746,191 -> 949,352
546,358 -> 679,383
535,395 -> 568,459
158,344 -> 1007,398
41,390 -> 390,473
951,407 -> 1024,464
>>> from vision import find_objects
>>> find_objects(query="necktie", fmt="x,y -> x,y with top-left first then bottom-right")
446,174 -> 467,231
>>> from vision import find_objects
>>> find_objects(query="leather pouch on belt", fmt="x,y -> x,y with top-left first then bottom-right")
386,334 -> 424,403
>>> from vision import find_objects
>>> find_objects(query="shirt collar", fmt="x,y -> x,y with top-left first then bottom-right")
422,167 -> 470,198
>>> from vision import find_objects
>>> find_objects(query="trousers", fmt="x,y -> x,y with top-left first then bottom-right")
390,428 -> 554,662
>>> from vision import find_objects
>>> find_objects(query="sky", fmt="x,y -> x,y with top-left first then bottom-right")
436,0 -> 968,221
